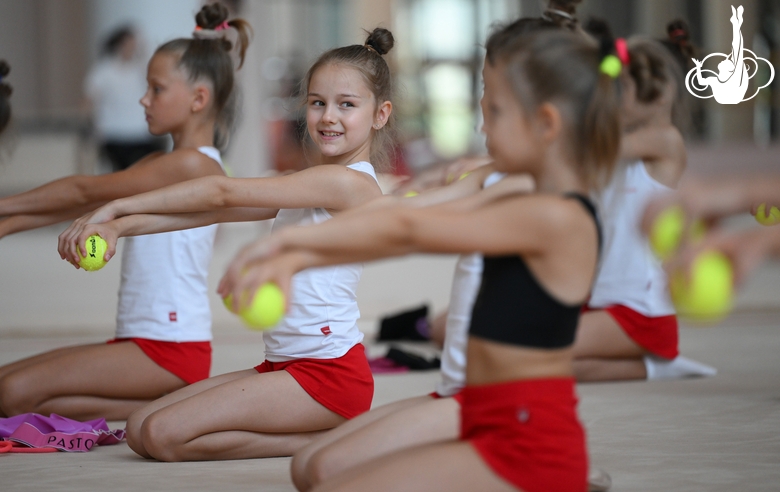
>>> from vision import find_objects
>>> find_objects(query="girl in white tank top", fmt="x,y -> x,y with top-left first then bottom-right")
572,37 -> 715,382
0,4 -> 251,422
60,29 -> 399,463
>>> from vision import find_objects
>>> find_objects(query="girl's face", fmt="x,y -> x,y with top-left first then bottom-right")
141,52 -> 202,136
480,62 -> 544,174
306,63 -> 390,165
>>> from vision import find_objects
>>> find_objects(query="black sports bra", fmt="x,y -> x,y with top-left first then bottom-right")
468,193 -> 601,349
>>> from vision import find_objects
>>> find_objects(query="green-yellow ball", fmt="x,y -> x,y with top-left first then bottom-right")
239,283 -> 285,330
223,294 -> 237,313
649,206 -> 706,259
649,206 -> 685,259
600,55 -> 622,78
404,191 -> 419,198
754,203 -> 780,226
670,250 -> 733,322
78,235 -> 108,271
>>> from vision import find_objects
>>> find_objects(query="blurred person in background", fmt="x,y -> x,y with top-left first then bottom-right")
85,25 -> 165,172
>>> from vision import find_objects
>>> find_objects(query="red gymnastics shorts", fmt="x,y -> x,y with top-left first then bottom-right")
254,344 -> 373,419
461,378 -> 587,492
584,304 -> 679,359
107,338 -> 211,384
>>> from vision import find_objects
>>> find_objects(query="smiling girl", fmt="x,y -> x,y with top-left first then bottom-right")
0,3 -> 250,422
60,28 -> 395,462
218,28 -> 621,491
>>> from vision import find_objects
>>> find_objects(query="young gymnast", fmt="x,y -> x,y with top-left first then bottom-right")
220,29 -> 621,492
0,60 -> 11,135
572,34 -> 716,382
60,29 -> 396,462
286,7 -> 621,491
0,4 -> 250,421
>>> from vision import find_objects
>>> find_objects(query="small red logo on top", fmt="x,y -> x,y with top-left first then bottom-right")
320,326 -> 332,335
169,312 -> 178,322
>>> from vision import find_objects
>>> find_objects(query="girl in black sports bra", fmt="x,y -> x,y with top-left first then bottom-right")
219,29 -> 622,492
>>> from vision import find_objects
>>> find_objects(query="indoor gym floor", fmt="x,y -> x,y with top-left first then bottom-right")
1,144 -> 779,491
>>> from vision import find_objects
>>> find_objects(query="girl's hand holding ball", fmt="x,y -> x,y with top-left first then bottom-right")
58,219 -> 118,269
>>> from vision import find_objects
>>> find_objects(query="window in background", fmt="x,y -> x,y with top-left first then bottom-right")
395,0 -> 519,168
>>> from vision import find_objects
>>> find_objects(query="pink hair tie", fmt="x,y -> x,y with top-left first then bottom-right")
215,21 -> 230,31
615,38 -> 630,66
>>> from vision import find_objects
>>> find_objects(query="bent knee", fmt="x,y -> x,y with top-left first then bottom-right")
0,373 -> 39,416
125,410 -> 153,458
140,412 -> 185,462
305,447 -> 345,489
291,449 -> 317,491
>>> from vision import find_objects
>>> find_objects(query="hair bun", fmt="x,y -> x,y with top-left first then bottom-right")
548,0 -> 583,14
195,2 -> 229,30
667,19 -> 690,43
365,28 -> 394,56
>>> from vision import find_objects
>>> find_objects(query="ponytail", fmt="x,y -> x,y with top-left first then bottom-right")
156,2 -> 253,150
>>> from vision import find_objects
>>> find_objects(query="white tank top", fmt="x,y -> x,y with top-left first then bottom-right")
115,146 -> 223,341
263,162 -> 378,362
588,161 -> 676,316
435,171 -> 506,397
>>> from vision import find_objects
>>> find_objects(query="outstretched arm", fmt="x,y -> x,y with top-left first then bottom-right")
98,164 -> 381,222
0,150 -> 220,217
666,223 -> 780,288
0,203 -> 106,240
641,175 -> 780,234
218,193 -> 580,308
58,207 -> 278,267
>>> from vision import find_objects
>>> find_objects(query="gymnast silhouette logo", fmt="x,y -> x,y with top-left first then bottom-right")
685,5 -> 774,104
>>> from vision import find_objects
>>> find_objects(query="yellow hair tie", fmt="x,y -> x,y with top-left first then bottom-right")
600,55 -> 622,78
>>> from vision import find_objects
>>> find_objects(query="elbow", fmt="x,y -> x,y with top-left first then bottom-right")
72,176 -> 92,206
389,209 -> 418,253
209,176 -> 232,209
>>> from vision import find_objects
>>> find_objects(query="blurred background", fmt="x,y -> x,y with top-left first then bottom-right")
1,0 -> 780,334
1,0 -> 779,192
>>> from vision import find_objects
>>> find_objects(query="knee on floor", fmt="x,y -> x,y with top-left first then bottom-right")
140,412 -> 185,462
305,447 -> 342,488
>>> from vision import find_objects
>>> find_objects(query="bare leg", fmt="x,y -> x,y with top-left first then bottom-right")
0,342 -> 186,420
292,395 -> 433,491
312,441 -> 515,492
429,311 -> 448,348
572,310 -> 648,382
302,397 -> 459,491
0,344 -> 91,380
126,370 -> 255,458
138,369 -> 346,462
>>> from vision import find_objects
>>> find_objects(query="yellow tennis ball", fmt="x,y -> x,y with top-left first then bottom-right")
222,294 -> 237,313
754,203 -> 780,226
404,191 -> 419,198
649,206 -> 706,259
78,235 -> 108,271
650,206 -> 685,259
239,283 -> 285,330
670,251 -> 733,322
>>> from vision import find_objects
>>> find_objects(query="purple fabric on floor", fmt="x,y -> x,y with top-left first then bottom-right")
0,413 -> 125,452
368,356 -> 410,374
